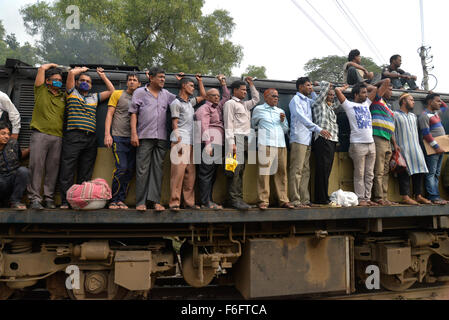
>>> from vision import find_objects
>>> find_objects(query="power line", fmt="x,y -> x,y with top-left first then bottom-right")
290,0 -> 347,55
334,0 -> 383,63
339,0 -> 386,62
303,0 -> 352,51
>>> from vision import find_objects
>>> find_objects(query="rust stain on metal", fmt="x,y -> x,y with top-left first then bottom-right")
305,238 -> 330,287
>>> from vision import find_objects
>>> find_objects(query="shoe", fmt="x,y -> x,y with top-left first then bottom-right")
60,202 -> 70,210
232,200 -> 251,211
30,200 -> 44,211
44,200 -> 56,209
11,202 -> 27,211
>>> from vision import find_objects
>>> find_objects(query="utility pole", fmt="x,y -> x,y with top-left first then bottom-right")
419,0 -> 429,90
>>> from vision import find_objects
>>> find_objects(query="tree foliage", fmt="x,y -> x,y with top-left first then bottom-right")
304,55 -> 382,83
241,65 -> 267,79
0,21 -> 39,66
20,0 -> 243,75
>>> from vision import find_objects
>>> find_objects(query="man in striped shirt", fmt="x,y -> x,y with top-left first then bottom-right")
370,78 -> 400,205
418,93 -> 448,205
394,93 -> 430,205
59,67 -> 115,209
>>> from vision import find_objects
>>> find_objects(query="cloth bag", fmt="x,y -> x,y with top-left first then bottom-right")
67,178 -> 112,210
224,153 -> 238,177
329,189 -> 359,207
390,150 -> 407,174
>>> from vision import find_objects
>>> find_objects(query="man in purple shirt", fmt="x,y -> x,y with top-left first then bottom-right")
130,67 -> 176,212
194,75 -> 230,210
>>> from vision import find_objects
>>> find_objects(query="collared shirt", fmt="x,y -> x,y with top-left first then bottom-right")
194,85 -> 230,146
169,96 -> 197,145
129,85 -> 176,140
0,91 -> 20,135
394,110 -> 428,175
30,85 -> 66,137
289,91 -> 321,146
223,85 -> 260,145
370,94 -> 395,141
251,103 -> 289,148
312,81 -> 339,142
66,88 -> 100,133
108,90 -> 133,137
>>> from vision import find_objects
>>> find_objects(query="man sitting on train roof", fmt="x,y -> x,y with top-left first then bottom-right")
382,55 -> 419,91
0,90 -> 21,141
59,67 -> 115,210
343,49 -> 375,86
0,122 -> 30,210
28,64 -> 66,211
104,72 -> 141,210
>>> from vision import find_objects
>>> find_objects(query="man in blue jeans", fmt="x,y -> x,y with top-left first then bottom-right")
104,72 -> 141,209
418,93 -> 449,205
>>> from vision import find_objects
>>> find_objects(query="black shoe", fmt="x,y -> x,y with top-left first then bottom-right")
232,200 -> 251,211
44,200 -> 56,209
30,200 -> 44,211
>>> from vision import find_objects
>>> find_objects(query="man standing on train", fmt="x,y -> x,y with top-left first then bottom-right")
28,64 -> 65,210
370,79 -> 401,205
223,77 -> 259,211
194,75 -> 230,210
130,67 -> 177,212
104,72 -> 141,210
418,93 -> 449,205
59,66 -> 115,209
289,77 -> 332,208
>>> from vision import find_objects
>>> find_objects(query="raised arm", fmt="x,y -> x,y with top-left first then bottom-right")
244,77 -> 260,110
335,84 -> 349,104
195,74 -> 207,104
35,63 -> 59,87
367,83 -> 379,102
376,78 -> 391,98
97,68 -> 115,102
0,91 -> 21,138
218,75 -> 230,108
66,67 -> 89,92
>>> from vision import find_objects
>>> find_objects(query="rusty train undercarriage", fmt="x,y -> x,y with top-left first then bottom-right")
1,206 -> 449,300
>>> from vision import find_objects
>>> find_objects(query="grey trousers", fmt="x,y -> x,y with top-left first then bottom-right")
136,139 -> 168,206
27,130 -> 63,202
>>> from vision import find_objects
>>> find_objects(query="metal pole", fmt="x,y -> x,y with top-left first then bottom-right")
420,0 -> 425,46
419,0 -> 429,90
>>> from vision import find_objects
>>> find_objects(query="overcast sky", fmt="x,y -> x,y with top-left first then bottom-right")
1,0 -> 448,91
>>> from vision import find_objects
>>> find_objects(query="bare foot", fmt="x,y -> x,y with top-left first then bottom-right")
401,196 -> 419,205
415,195 -> 432,205
136,205 -> 147,212
358,200 -> 370,207
154,203 -> 166,212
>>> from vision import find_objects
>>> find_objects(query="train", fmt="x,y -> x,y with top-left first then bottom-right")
1,58 -> 449,300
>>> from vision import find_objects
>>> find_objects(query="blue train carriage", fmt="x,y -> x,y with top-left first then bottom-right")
1,59 -> 449,299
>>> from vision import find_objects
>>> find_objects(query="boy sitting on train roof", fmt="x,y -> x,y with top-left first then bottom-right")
343,49 -> 375,86
0,122 -> 30,210
382,55 -> 419,91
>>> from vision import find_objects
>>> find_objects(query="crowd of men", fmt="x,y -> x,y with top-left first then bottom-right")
0,49 -> 448,212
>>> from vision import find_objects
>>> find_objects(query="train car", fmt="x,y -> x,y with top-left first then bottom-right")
2,59 -> 449,300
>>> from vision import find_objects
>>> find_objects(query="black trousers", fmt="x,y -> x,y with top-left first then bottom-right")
398,172 -> 424,197
0,167 -> 30,204
227,136 -> 248,203
59,130 -> 98,204
198,144 -> 223,206
313,137 -> 337,204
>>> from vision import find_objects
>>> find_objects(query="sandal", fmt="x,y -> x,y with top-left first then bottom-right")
108,202 -> 119,210
136,205 -> 147,212
117,202 -> 129,210
60,203 -> 70,210
294,203 -> 311,209
170,206 -> 180,212
258,203 -> 269,211
367,201 -> 379,207
154,203 -> 166,212
280,202 -> 295,209
11,202 -> 26,211
201,203 -> 223,211
433,199 -> 448,205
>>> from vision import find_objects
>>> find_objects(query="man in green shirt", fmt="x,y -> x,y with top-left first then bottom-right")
28,63 -> 66,210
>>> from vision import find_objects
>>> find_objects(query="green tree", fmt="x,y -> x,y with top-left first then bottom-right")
20,0 -> 243,74
304,55 -> 382,83
241,65 -> 267,79
0,21 -> 39,66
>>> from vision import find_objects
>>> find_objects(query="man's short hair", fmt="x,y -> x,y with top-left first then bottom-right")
348,49 -> 361,62
126,72 -> 140,82
148,66 -> 165,77
179,77 -> 195,89
390,54 -> 401,64
0,121 -> 10,133
231,80 -> 246,91
76,73 -> 92,81
45,67 -> 63,80
296,77 -> 311,90
352,83 -> 367,96
424,93 -> 440,106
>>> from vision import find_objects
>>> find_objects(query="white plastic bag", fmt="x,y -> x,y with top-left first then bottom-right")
329,189 -> 359,207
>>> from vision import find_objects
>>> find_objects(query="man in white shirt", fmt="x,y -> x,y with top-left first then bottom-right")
335,83 -> 379,207
0,91 -> 21,140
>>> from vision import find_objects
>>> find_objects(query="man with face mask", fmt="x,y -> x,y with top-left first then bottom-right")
59,66 -> 115,209
104,72 -> 141,210
28,63 -> 66,210
194,75 -> 230,210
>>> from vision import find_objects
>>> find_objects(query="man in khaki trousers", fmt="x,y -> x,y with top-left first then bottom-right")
252,89 -> 294,210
